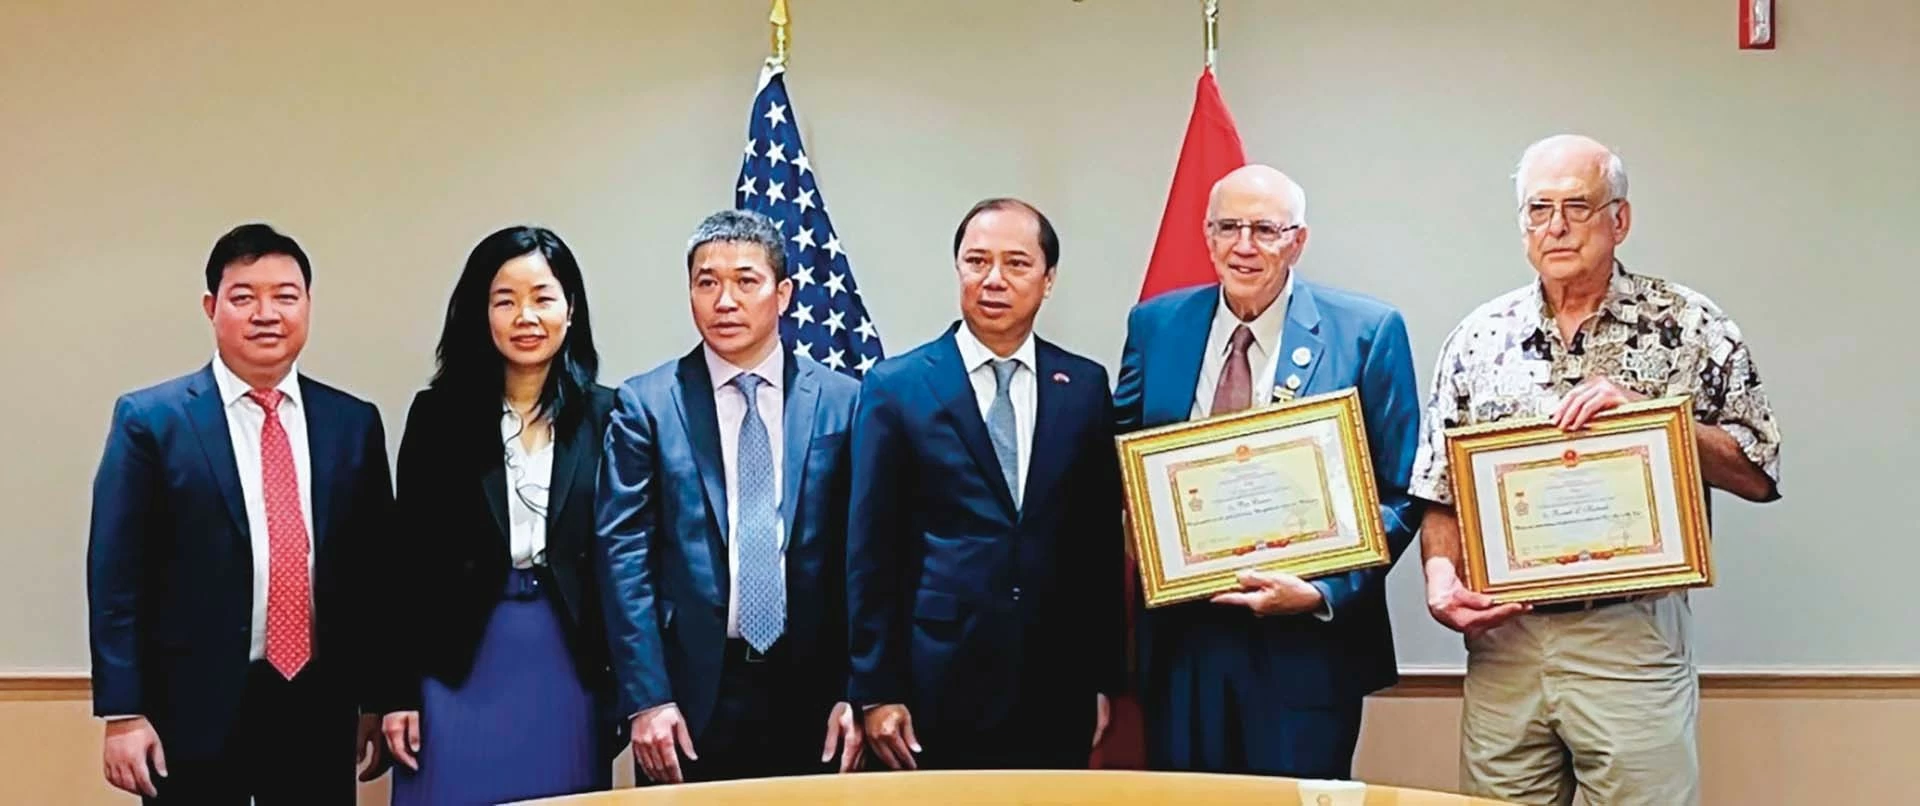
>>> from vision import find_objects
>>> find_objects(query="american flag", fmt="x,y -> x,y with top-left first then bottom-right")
734,62 -> 884,377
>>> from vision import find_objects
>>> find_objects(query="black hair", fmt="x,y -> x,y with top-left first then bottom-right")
429,226 -> 600,433
951,197 -> 1060,269
204,222 -> 312,293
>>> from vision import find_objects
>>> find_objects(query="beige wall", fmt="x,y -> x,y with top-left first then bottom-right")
5,4 -> 1920,800
7,676 -> 1914,805
5,0 -> 1917,675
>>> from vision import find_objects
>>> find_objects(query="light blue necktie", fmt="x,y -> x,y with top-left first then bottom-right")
731,373 -> 784,652
987,359 -> 1021,510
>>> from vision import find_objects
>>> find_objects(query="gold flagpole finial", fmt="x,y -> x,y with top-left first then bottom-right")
769,0 -> 791,67
1202,0 -> 1220,71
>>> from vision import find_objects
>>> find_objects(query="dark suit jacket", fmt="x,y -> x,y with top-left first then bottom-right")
86,363 -> 392,761
372,384 -> 617,714
597,349 -> 859,739
1114,280 -> 1423,704
846,324 -> 1125,737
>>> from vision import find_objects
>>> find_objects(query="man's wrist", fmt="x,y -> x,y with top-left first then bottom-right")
630,701 -> 678,722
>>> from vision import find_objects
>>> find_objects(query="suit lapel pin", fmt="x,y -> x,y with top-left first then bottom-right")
1052,371 -> 1070,383
1291,347 -> 1312,367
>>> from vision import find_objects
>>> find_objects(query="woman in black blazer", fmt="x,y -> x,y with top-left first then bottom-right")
379,226 -> 617,804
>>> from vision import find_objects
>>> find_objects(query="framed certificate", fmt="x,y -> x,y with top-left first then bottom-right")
1445,396 -> 1714,605
1116,388 -> 1391,608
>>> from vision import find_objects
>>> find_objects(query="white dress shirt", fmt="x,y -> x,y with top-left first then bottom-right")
954,324 -> 1037,503
1182,278 -> 1333,620
210,354 -> 315,662
500,405 -> 554,569
704,345 -> 787,639
1190,274 -> 1293,420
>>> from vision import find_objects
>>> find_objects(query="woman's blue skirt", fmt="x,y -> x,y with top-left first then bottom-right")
391,568 -> 610,805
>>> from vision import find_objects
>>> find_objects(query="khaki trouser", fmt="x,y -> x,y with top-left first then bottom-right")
1459,592 -> 1700,806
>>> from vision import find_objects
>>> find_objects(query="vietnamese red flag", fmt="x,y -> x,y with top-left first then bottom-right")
1094,67 -> 1248,772
1137,67 -> 1248,300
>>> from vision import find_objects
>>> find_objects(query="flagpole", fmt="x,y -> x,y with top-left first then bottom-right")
1202,0 -> 1220,71
768,0 -> 790,68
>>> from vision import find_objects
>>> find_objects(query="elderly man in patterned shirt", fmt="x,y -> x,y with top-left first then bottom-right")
1408,134 -> 1782,806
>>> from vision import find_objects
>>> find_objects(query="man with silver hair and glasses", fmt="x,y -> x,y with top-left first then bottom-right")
1115,164 -> 1422,778
1409,134 -> 1783,804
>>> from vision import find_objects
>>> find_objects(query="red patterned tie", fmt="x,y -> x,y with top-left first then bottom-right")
250,388 -> 312,680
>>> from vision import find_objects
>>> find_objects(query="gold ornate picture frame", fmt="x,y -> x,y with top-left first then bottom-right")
1117,388 -> 1390,608
1445,396 -> 1714,605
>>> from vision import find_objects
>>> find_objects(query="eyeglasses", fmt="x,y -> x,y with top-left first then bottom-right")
1207,219 -> 1302,247
1520,198 -> 1621,229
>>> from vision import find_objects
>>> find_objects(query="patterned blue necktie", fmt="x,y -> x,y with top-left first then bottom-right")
987,359 -> 1021,510
731,373 -> 784,652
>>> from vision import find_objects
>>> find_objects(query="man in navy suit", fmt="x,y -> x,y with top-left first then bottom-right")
1114,165 -> 1423,778
86,223 -> 392,804
849,198 -> 1125,771
598,209 -> 863,784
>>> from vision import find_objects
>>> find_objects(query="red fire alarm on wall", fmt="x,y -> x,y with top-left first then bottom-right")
1740,0 -> 1775,49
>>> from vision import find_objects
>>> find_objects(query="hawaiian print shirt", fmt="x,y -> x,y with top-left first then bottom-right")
1409,262 -> 1782,505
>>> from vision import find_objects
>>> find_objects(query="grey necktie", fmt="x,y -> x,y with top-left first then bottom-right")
730,373 -> 784,652
986,359 -> 1021,509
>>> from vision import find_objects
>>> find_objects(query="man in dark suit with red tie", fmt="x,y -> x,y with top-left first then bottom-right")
87,223 -> 391,804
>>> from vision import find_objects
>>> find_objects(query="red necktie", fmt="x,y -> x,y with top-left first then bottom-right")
250,388 -> 312,680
